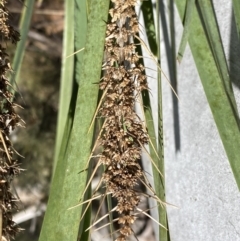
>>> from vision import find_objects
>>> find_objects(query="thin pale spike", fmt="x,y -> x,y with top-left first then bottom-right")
78,193 -> 113,225
78,199 -> 92,224
137,190 -> 163,203
144,66 -> 158,72
83,144 -> 100,170
85,207 -> 117,231
140,175 -> 164,204
136,207 -> 167,230
137,22 -> 148,39
93,190 -> 108,224
87,88 -> 109,134
12,103 -> 24,109
138,178 -> 165,208
92,176 -> 105,195
0,132 -> 11,161
138,55 -> 158,61
134,35 -> 179,100
66,47 -> 84,58
92,218 -> 119,232
140,174 -> 177,208
146,74 -> 158,80
90,154 -> 103,158
138,141 -> 163,177
68,193 -> 109,210
11,146 -> 25,158
140,172 -> 162,196
80,161 -> 102,200
84,120 -> 107,169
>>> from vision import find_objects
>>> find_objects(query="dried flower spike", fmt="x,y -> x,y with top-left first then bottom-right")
94,0 -> 154,240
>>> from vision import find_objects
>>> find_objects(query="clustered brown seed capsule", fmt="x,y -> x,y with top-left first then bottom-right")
0,2 -> 22,241
99,0 -> 149,240
0,2 -> 20,44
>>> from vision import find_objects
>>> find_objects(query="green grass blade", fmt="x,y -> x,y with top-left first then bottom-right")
175,0 -> 240,190
197,0 -> 239,117
141,0 -> 157,56
156,0 -> 170,239
140,1 -> 170,238
136,32 -> 170,241
10,0 -> 35,85
53,0 -> 75,172
136,34 -> 162,238
169,0 -> 180,151
142,92 -> 170,241
77,173 -> 92,241
75,0 -> 88,84
232,0 -> 240,41
39,1 -> 110,240
177,0 -> 195,62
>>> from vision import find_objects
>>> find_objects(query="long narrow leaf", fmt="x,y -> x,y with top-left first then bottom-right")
232,0 -> 240,41
75,0 -> 88,84
39,1 -> 110,240
10,0 -> 35,85
74,1 -> 92,238
137,36 -> 170,241
141,0 -> 158,56
53,0 -> 75,172
197,0 -> 239,118
156,0 -> 170,239
177,0 -> 195,62
140,1 -> 171,239
175,0 -> 240,190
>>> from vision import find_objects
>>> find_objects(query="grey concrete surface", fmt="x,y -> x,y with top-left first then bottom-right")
144,1 -> 240,240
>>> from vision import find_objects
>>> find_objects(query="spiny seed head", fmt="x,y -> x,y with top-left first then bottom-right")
0,5 -> 20,43
96,0 -> 150,240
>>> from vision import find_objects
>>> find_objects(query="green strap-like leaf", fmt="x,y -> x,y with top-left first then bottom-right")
175,0 -> 240,190
232,0 -> 240,41
75,0 -> 88,84
39,1 -> 110,240
10,0 -> 35,85
141,0 -> 158,56
177,0 -> 195,62
156,0 -> 171,240
140,1 -> 170,239
197,0 -> 239,118
53,0 -> 75,172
